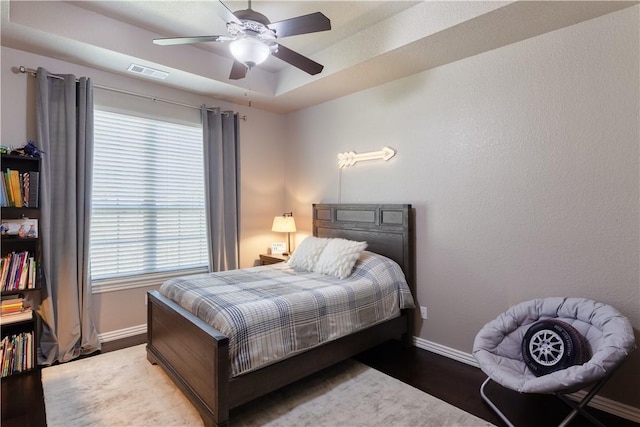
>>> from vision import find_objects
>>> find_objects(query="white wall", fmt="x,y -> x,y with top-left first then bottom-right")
285,6 -> 640,408
1,46 -> 287,335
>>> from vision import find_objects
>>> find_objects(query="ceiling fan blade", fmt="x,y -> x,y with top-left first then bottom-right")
214,0 -> 242,24
272,44 -> 324,75
267,12 -> 331,38
153,35 -> 228,45
229,60 -> 248,80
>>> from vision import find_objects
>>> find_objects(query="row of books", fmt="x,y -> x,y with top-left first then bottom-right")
0,169 -> 39,208
1,251 -> 37,292
0,331 -> 34,377
0,297 -> 32,325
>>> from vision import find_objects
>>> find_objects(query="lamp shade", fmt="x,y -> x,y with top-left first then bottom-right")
230,37 -> 270,68
272,216 -> 296,233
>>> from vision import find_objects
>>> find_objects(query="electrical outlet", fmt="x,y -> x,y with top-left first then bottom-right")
420,306 -> 428,320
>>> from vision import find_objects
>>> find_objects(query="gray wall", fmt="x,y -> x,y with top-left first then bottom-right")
284,6 -> 640,408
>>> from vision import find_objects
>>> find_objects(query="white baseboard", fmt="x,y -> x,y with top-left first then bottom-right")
567,390 -> 640,424
98,324 -> 146,343
413,336 -> 480,367
413,336 -> 640,424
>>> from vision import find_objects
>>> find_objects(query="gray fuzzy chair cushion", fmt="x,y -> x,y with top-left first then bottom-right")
472,297 -> 636,394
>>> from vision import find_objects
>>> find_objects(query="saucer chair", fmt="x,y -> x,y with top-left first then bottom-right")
472,297 -> 636,427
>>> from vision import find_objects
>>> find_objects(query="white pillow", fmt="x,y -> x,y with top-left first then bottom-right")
314,238 -> 368,279
287,236 -> 329,271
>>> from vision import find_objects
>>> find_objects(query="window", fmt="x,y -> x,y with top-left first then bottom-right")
90,109 -> 208,287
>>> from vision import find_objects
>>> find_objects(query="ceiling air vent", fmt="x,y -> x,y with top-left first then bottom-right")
127,64 -> 169,80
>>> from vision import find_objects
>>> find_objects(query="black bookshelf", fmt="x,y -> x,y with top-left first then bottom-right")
1,154 -> 42,424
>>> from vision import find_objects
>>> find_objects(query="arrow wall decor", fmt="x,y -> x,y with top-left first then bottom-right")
337,147 -> 396,168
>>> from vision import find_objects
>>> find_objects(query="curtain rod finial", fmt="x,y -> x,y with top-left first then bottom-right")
15,66 -> 37,76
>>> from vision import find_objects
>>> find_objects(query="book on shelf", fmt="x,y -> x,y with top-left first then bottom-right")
1,251 -> 37,291
1,296 -> 24,312
8,169 -> 22,207
0,331 -> 34,376
22,171 -> 30,207
0,173 -> 7,207
1,169 -> 39,208
0,309 -> 33,325
27,171 -> 39,207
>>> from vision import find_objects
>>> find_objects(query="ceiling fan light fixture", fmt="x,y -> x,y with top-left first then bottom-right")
230,37 -> 270,68
153,2 -> 331,79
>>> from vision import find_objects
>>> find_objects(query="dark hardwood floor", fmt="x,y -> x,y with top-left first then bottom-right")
2,338 -> 637,426
1,369 -> 46,427
355,340 -> 639,427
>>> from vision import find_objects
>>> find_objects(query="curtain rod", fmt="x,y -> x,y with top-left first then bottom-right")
18,66 -> 247,121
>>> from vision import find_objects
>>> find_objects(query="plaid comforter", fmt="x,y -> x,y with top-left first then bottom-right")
159,251 -> 415,377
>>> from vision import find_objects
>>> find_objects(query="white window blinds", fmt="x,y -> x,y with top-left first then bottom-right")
90,109 -> 208,282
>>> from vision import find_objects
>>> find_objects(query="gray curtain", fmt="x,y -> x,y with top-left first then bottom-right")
201,106 -> 239,271
35,67 -> 100,364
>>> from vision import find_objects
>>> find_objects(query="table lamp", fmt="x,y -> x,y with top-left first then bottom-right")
272,212 -> 296,255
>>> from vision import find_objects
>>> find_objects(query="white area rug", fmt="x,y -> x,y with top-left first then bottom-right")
42,344 -> 494,426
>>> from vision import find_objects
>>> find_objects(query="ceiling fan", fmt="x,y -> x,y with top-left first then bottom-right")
153,0 -> 331,80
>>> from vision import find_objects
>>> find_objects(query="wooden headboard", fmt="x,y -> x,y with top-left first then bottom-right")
312,204 -> 414,289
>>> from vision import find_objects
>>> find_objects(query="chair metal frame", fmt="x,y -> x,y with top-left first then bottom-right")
479,370 -> 617,427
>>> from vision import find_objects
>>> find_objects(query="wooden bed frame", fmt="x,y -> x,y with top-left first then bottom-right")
147,203 -> 414,427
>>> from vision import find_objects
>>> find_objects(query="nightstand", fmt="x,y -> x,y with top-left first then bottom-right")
260,253 -> 289,265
